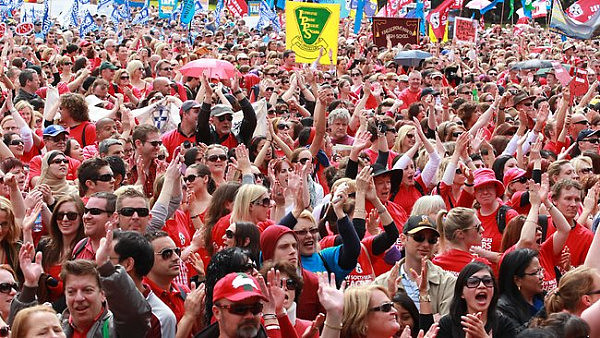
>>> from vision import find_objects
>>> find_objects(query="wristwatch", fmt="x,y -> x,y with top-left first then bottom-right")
419,294 -> 431,302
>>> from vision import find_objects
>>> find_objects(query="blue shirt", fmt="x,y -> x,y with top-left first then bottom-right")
301,246 -> 352,285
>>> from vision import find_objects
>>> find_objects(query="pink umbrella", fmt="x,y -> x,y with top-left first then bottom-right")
179,59 -> 238,79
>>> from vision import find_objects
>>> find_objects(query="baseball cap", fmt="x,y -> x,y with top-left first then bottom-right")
79,40 -> 92,48
403,215 -> 439,235
237,53 -> 249,61
43,125 -> 69,137
399,75 -> 409,82
180,100 -> 202,114
211,104 -> 234,117
99,61 -> 118,71
577,129 -> 600,142
430,71 -> 443,78
213,272 -> 268,303
420,87 -> 440,99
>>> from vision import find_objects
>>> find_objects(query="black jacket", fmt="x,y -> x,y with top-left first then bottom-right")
196,98 -> 257,146
195,322 -> 268,338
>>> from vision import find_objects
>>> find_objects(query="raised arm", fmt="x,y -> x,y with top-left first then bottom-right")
308,87 -> 327,157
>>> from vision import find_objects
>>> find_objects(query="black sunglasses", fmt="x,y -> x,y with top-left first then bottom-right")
146,140 -> 162,147
252,197 -> 271,208
84,207 -> 109,215
297,157 -> 314,165
583,138 -> 600,144
511,176 -> 528,184
184,174 -> 199,183
217,115 -> 233,122
9,139 -> 23,146
452,131 -> 463,138
0,326 -> 7,337
225,229 -> 235,239
207,154 -> 227,162
57,211 -> 79,221
0,282 -> 17,294
277,124 -> 289,130
155,247 -> 181,260
217,302 -> 263,315
295,227 -> 319,236
119,207 -> 150,217
410,233 -> 438,245
466,276 -> 494,288
95,173 -> 113,182
370,301 -> 395,312
51,158 -> 69,165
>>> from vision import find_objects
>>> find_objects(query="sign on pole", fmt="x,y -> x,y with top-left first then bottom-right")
453,17 -> 477,44
372,17 -> 419,47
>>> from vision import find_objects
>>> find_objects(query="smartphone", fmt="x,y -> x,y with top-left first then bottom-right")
377,122 -> 388,134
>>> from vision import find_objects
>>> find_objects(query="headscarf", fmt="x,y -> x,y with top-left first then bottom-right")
37,151 -> 78,199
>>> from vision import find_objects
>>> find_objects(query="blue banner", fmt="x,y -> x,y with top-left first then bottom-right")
158,0 -> 179,19
41,0 -> 52,36
132,5 -> 150,24
80,9 -> 98,37
69,0 -> 80,27
214,0 -> 224,26
180,0 -> 195,24
354,0 -> 365,34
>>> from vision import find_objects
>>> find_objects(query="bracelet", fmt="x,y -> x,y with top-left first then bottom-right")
464,182 -> 474,187
354,209 -> 366,214
419,294 -> 431,302
233,90 -> 242,95
324,321 -> 343,330
265,325 -> 280,331
190,214 -> 201,219
262,314 -> 277,320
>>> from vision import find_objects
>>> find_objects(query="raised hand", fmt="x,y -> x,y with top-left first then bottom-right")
352,131 -> 372,153
183,282 -> 205,318
528,180 -> 542,207
234,144 -> 252,174
461,312 -> 490,338
95,221 -> 115,267
366,208 -> 381,235
409,256 -> 429,293
355,166 -> 373,193
19,242 -> 43,288
22,201 -> 43,234
317,272 -> 345,315
386,261 -> 401,296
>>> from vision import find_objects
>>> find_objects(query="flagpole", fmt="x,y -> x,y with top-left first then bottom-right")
500,0 -> 504,26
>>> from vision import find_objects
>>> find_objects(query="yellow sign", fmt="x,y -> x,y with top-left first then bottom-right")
285,1 -> 340,65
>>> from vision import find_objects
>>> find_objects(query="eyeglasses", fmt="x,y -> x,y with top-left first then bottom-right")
146,140 -> 162,147
161,67 -> 173,72
252,197 -> 271,208
455,168 -> 463,175
51,158 -> 69,165
369,301 -> 395,312
295,227 -> 319,236
0,282 -> 18,294
119,207 -> 150,217
466,276 -> 494,288
277,124 -> 290,131
158,154 -> 166,161
574,120 -> 590,125
351,73 -> 360,76
0,325 -> 8,337
406,134 -> 416,139
9,139 -> 24,146
207,154 -> 227,162
458,91 -> 471,95
93,173 -> 112,182
266,87 -> 274,92
217,115 -> 234,122
583,138 -> 600,144
225,229 -> 235,239
84,207 -> 109,215
410,233 -> 438,245
521,102 -> 533,107
276,109 -> 289,115
120,76 -> 130,80
155,247 -> 181,260
511,176 -> 528,184
267,73 -> 278,77
465,223 -> 483,233
522,268 -> 543,277
57,211 -> 79,221
216,302 -> 264,316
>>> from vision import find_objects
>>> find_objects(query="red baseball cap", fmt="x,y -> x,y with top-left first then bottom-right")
213,272 -> 268,303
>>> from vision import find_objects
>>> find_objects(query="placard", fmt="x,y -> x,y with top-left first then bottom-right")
0,23 -> 6,40
15,22 -> 34,36
453,17 -> 477,44
249,1 -> 260,16
570,68 -> 589,97
372,17 -> 419,48
285,1 -> 340,64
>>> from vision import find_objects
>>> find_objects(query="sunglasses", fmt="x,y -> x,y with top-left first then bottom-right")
252,197 -> 271,208
217,115 -> 233,122
297,157 -> 314,165
184,174 -> 201,183
51,158 -> 69,165
284,278 -> 297,289
119,207 -> 150,217
584,138 -> 600,144
207,154 -> 227,162
455,168 -> 463,175
161,67 -> 173,71
370,301 -> 395,312
295,227 -> 319,236
94,173 -> 113,182
266,87 -> 274,92
120,76 -> 130,80
277,124 -> 290,130
9,139 -> 24,146
217,302 -> 263,316
521,102 -> 533,107
146,140 -> 162,147
465,275 -> 494,288
158,154 -> 166,161
155,247 -> 181,260
511,176 -> 528,184
276,109 -> 289,115
410,233 -> 438,245
574,120 -> 590,125
0,326 -> 7,337
225,229 -> 235,239
57,211 -> 79,221
84,207 -> 109,215
458,91 -> 471,95
0,282 -> 18,294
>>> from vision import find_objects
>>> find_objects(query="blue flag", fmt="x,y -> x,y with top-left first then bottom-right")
214,0 -> 224,26
132,5 -> 150,24
69,0 -> 80,27
41,0 -> 52,36
257,0 -> 280,31
119,0 -> 132,20
80,9 -> 98,37
354,0 -> 364,34
180,0 -> 195,24
195,0 -> 204,11
480,0 -> 504,14
415,0 -> 426,36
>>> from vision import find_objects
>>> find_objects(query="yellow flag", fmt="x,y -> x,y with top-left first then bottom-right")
286,1 -> 340,65
428,24 -> 449,43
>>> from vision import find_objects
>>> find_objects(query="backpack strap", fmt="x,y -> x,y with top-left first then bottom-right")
538,214 -> 549,241
496,204 -> 511,234
318,251 -> 332,275
81,122 -> 87,147
176,284 -> 187,301
71,238 -> 89,260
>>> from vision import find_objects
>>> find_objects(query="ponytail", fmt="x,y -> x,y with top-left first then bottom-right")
436,210 -> 449,253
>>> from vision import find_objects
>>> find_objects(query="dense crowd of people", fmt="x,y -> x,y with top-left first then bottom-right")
0,3 -> 599,338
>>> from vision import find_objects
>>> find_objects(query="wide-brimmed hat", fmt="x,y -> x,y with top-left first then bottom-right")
503,167 -> 527,187
473,168 -> 505,197
371,163 -> 403,195
513,92 -> 535,106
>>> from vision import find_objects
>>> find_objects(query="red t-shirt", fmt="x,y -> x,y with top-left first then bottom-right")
364,148 -> 398,169
433,182 -> 475,210
477,204 -> 518,253
143,277 -> 189,322
161,126 -> 195,161
432,248 -> 492,276
545,220 -> 593,268
501,236 -> 560,292
69,121 -> 97,148
393,176 -> 427,215
398,87 -> 421,110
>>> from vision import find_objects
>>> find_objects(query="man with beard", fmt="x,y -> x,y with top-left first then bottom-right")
196,272 -> 279,338
128,124 -> 163,197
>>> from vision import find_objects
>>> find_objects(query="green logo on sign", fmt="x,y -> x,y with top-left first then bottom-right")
295,7 -> 331,45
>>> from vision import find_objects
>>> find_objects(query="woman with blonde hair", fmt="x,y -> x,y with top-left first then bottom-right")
342,284 -> 400,338
57,56 -> 74,84
571,156 -> 594,181
410,195 -> 446,219
204,144 -> 228,187
545,266 -> 600,317
0,198 -> 21,273
113,69 -> 140,106
126,59 -> 149,94
11,305 -> 65,338
392,124 -> 417,154
432,207 -> 491,274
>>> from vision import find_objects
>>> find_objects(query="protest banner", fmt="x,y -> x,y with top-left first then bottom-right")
427,0 -> 453,40
249,1 -> 260,16
551,61 -> 572,86
227,0 -> 249,17
372,18 -> 419,48
180,0 -> 196,24
570,68 -> 589,97
550,0 -> 600,39
158,0 -> 179,18
286,1 -> 340,65
0,23 -> 5,40
453,17 -> 477,44
566,0 -> 599,23
15,22 -> 34,35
